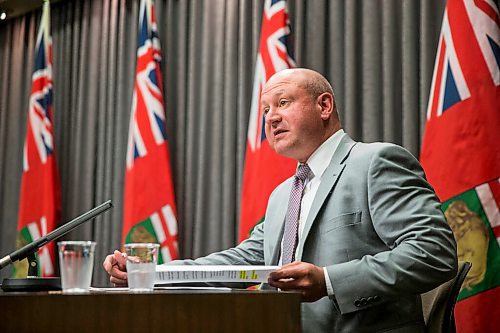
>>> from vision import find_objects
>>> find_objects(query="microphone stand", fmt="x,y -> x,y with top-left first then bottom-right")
0,200 -> 113,292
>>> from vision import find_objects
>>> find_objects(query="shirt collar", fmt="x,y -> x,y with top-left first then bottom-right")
300,129 -> 345,180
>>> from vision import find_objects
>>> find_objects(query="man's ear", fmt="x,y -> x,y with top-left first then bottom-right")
318,93 -> 334,120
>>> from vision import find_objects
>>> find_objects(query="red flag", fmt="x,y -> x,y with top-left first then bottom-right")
15,0 -> 61,278
239,0 -> 296,242
420,0 -> 500,332
122,0 -> 178,264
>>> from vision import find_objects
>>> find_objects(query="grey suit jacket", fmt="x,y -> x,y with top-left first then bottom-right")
172,134 -> 458,333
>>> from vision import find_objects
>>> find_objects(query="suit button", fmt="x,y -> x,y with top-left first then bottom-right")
367,296 -> 374,304
354,300 -> 361,307
361,298 -> 368,305
373,295 -> 380,302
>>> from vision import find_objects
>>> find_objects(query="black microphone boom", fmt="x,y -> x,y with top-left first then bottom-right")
0,200 -> 112,291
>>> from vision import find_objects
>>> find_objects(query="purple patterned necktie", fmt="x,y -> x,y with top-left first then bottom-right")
282,163 -> 312,265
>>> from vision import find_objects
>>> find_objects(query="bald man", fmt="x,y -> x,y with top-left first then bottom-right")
104,68 -> 457,333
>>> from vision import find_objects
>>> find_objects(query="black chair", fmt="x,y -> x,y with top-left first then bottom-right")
421,261 -> 472,333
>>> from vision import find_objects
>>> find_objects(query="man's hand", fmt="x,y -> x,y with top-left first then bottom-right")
103,250 -> 128,287
268,261 -> 327,302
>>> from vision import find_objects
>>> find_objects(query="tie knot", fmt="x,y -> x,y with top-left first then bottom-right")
296,163 -> 311,181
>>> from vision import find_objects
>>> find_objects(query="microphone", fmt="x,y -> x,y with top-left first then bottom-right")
0,200 -> 113,291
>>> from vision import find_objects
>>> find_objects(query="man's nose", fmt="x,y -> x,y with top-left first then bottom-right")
265,108 -> 280,125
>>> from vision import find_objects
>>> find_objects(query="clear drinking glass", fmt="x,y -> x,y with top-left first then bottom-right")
58,241 -> 96,293
125,243 -> 159,292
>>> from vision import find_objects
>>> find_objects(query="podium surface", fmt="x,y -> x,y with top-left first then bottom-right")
0,288 -> 301,332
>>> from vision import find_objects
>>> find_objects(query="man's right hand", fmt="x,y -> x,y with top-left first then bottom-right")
103,250 -> 128,287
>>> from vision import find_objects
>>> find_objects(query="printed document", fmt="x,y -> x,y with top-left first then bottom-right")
155,265 -> 280,284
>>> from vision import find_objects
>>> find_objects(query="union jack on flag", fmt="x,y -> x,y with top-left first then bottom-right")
15,0 -> 61,278
426,0 -> 499,119
239,0 -> 296,241
122,0 -> 179,263
420,1 -> 500,332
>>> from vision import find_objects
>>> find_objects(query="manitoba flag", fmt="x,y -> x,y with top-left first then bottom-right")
239,0 -> 296,242
122,0 -> 178,263
15,0 -> 61,278
420,0 -> 500,332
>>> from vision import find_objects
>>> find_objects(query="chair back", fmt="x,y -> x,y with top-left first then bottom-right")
421,261 -> 472,333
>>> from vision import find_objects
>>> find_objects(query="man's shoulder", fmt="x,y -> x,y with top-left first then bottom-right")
343,140 -> 421,177
351,140 -> 416,161
348,140 -> 425,182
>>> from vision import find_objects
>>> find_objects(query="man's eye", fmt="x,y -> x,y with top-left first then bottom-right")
263,108 -> 269,117
279,100 -> 288,107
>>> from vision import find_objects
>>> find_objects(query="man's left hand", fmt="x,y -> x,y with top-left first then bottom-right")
268,261 -> 327,302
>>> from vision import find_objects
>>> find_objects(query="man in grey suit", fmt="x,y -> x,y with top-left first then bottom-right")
104,68 -> 458,332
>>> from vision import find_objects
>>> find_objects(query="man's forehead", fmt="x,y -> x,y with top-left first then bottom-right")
261,78 -> 300,98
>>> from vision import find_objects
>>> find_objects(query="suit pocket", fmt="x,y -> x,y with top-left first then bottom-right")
319,211 -> 362,234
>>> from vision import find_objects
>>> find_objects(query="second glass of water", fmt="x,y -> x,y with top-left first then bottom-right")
125,243 -> 159,292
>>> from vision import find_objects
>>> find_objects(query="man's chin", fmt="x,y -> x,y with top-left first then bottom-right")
273,144 -> 294,158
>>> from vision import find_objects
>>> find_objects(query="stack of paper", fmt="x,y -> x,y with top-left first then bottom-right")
155,265 -> 279,284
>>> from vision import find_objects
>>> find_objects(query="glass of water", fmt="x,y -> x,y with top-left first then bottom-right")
58,241 -> 96,293
125,243 -> 159,292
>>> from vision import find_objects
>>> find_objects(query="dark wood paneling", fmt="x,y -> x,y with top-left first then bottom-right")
1,289 -> 301,332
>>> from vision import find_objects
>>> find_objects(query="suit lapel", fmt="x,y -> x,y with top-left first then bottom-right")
268,178 -> 292,265
297,134 -> 357,260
